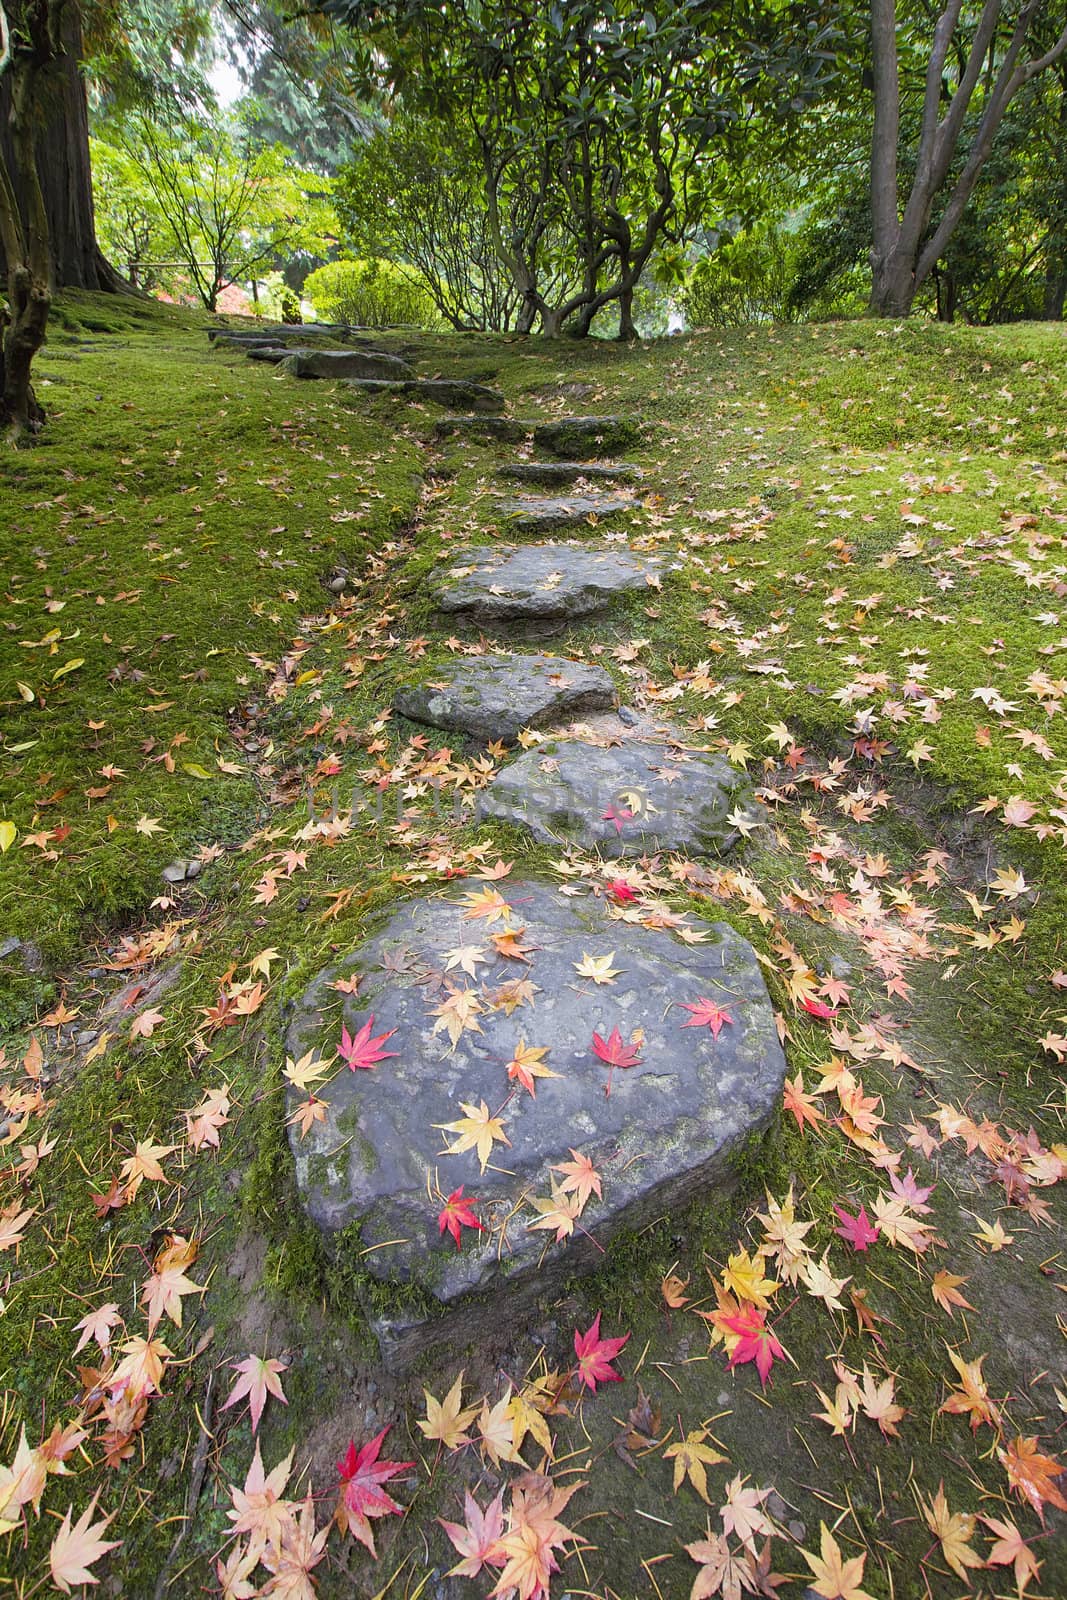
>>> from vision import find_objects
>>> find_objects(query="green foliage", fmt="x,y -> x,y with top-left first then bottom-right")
335,114 -> 519,331
303,256 -> 439,328
111,116 -> 337,311
320,0 -> 841,337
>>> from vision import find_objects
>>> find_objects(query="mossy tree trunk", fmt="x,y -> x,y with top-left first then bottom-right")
0,0 -> 59,437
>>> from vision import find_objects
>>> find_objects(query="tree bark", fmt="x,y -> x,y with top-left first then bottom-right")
867,0 -> 1067,316
0,3 -> 125,292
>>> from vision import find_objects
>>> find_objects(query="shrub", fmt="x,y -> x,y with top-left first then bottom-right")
302,258 -> 438,328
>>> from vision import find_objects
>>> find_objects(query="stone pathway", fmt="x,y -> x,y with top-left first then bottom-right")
496,491 -> 635,534
431,543 -> 664,636
393,651 -> 616,742
222,329 -> 775,1358
286,881 -> 784,1363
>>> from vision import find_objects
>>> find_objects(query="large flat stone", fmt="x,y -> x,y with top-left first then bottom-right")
479,738 -> 756,856
394,652 -> 616,742
432,543 -> 662,637
286,881 -> 785,1361
434,415 -> 536,443
534,416 -> 645,457
345,378 -> 505,412
281,349 -> 415,381
498,493 -> 634,534
497,462 -> 643,487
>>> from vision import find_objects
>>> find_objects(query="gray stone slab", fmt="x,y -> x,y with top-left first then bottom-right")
286,880 -> 785,1361
246,345 -> 298,363
478,738 -> 755,857
434,415 -> 536,443
534,416 -> 645,457
394,652 -> 616,742
345,378 -> 505,413
497,462 -> 643,487
498,493 -> 633,534
281,349 -> 415,381
432,543 -> 662,636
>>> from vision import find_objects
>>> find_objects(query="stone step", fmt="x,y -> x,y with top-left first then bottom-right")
245,345 -> 300,363
478,736 -> 756,857
497,492 -> 634,534
534,415 -> 645,457
496,461 -> 643,487
285,878 -> 784,1367
344,377 -> 505,413
434,415 -> 536,443
394,651 -> 616,742
432,542 -> 663,637
280,349 -> 415,381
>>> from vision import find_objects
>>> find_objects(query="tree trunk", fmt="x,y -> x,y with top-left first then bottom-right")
870,250 -> 918,317
0,4 -> 125,292
1044,266 -> 1066,319
616,281 -> 637,340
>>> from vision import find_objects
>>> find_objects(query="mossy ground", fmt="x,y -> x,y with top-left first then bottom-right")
0,303 -> 1064,1597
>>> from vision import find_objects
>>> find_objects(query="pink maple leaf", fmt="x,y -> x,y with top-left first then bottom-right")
338,1014 -> 399,1071
573,1311 -> 630,1391
336,1426 -> 414,1557
833,1203 -> 880,1252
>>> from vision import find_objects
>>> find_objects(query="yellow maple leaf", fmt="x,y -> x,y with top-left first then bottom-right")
418,1375 -> 478,1450
573,951 -> 621,984
663,1428 -> 727,1504
800,1523 -> 875,1600
922,1482 -> 983,1581
722,1249 -> 779,1310
436,1101 -> 511,1172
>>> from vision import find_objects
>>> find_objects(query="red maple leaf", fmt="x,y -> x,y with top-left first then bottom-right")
605,878 -> 638,902
591,1026 -> 643,1096
601,804 -> 634,835
335,1426 -> 414,1556
800,994 -> 838,1019
573,1312 -> 630,1392
720,1303 -> 786,1388
833,1203 -> 880,1252
338,1014 -> 399,1071
679,998 -> 735,1038
437,1187 -> 484,1250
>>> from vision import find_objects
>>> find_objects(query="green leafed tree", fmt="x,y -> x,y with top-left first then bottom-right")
119,116 -> 337,311
868,0 -> 1067,316
319,0 -> 840,338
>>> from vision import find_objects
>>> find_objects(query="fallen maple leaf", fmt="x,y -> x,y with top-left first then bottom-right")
335,1427 -> 413,1556
998,1434 -> 1067,1522
439,1489 -> 507,1579
664,1428 -> 726,1503
573,951 -> 621,984
939,1346 -> 1000,1432
922,1482 -> 983,1582
506,1039 -> 559,1096
980,1513 -> 1042,1593
573,1311 -> 630,1391
832,1204 -> 879,1251
419,1374 -> 478,1450
679,998 -> 734,1037
720,1303 -> 787,1388
438,1186 -> 484,1249
436,1100 -> 511,1173
551,1149 -> 602,1212
591,1025 -> 642,1094
684,1524 -> 751,1600
338,1014 -> 398,1071
49,1493 -> 121,1593
720,1474 -> 775,1552
800,1523 -> 875,1600
930,1268 -> 975,1318
222,1354 -> 289,1434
